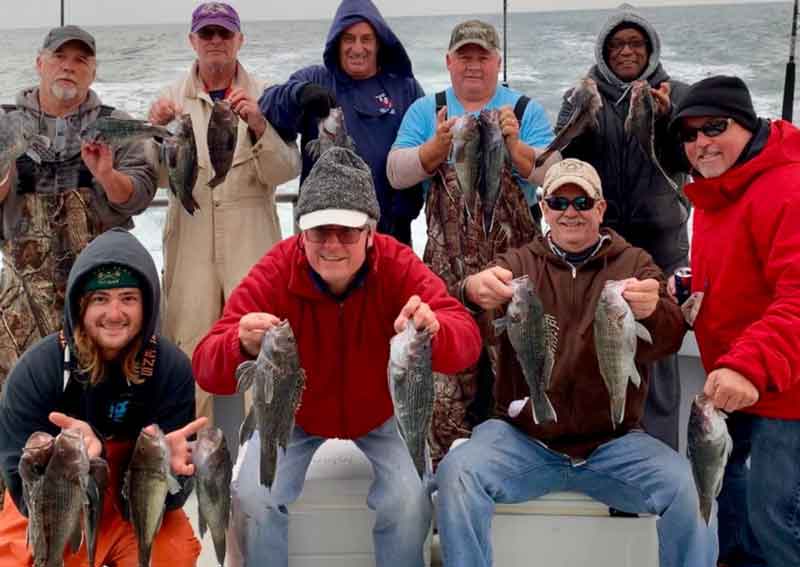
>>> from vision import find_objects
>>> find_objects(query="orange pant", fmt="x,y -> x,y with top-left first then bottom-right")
0,439 -> 201,567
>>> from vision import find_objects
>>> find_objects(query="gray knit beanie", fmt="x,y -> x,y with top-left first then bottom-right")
295,147 -> 380,230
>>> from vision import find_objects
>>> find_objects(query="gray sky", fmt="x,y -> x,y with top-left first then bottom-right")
1,0 -> 785,29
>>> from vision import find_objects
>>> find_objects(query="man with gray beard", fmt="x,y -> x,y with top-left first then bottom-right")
0,26 -> 156,389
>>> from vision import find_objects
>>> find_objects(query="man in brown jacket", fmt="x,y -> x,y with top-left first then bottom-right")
434,159 -> 715,567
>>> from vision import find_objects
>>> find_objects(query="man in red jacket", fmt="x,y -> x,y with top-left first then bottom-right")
192,147 -> 482,567
672,75 -> 800,567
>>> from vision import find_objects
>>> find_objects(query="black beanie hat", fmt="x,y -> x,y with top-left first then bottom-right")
670,75 -> 759,133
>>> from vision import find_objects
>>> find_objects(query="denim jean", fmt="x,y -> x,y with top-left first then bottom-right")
717,412 -> 800,567
434,419 -> 716,567
228,417 -> 431,567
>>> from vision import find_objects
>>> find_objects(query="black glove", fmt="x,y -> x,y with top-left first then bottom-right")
298,84 -> 336,119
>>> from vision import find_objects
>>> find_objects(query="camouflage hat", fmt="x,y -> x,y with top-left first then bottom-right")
542,158 -> 603,199
83,264 -> 141,294
42,25 -> 96,56
448,20 -> 500,53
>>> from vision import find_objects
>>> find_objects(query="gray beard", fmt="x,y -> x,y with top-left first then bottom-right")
50,82 -> 79,102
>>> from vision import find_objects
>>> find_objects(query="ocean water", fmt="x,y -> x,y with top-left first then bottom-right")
0,1 -> 795,267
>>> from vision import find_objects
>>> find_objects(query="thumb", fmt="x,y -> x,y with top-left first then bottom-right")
49,412 -> 74,429
436,105 -> 448,124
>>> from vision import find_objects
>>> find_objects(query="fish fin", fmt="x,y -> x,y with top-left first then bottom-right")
120,470 -> 131,521
25,136 -> 54,163
531,392 -> 558,424
167,472 -> 182,495
239,407 -> 256,446
181,193 -> 199,216
508,397 -> 529,418
699,499 -> 712,526
493,316 -> 509,336
198,505 -> 208,539
635,322 -> 653,344
261,438 -> 276,488
305,139 -> 321,160
235,361 -> 257,392
207,173 -> 226,188
544,314 -> 560,387
69,519 -> 83,553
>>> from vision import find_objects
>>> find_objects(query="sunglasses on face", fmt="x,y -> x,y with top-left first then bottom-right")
678,118 -> 732,143
544,195 -> 596,211
607,38 -> 647,53
304,226 -> 366,244
196,27 -> 235,41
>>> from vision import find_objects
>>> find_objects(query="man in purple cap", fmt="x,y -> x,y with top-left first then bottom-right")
148,2 -> 300,425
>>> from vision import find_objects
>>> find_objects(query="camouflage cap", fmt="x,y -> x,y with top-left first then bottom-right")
42,25 -> 96,56
542,158 -> 603,200
448,20 -> 500,53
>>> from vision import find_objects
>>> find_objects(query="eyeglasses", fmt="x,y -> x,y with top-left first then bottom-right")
608,38 -> 647,53
196,27 -> 235,41
305,226 -> 366,244
544,195 -> 597,212
678,118 -> 732,143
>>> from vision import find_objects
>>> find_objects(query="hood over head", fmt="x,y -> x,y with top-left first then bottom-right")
594,9 -> 663,89
322,0 -> 414,79
64,228 -> 160,349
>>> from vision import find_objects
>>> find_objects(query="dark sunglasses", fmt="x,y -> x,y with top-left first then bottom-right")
678,118 -> 732,143
196,27 -> 235,41
544,195 -> 596,212
305,226 -> 366,244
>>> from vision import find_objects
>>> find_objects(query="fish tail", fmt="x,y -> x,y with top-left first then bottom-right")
699,499 -> 712,526
207,174 -> 225,188
212,528 -> 227,566
531,392 -> 558,424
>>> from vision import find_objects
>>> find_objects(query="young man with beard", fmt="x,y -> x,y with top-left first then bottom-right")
555,8 -> 691,450
0,228 -> 206,567
148,2 -> 300,425
672,75 -> 800,567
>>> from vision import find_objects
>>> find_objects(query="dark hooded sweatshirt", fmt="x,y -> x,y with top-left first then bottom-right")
0,228 -> 195,515
557,10 -> 690,274
258,0 -> 425,239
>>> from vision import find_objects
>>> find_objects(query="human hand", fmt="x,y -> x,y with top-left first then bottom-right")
651,82 -> 672,118
228,87 -> 266,138
143,417 -> 209,476
464,266 -> 514,310
704,368 -> 759,412
238,312 -> 281,357
621,277 -> 660,319
148,97 -> 181,126
298,83 -> 336,119
81,141 -> 114,181
394,295 -> 440,335
499,104 -> 521,149
49,412 -> 103,459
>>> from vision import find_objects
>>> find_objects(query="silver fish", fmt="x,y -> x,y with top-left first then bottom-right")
305,107 -> 355,160
497,276 -> 559,424
237,320 -> 306,488
19,432 -> 55,549
478,109 -> 507,233
124,426 -> 173,567
624,80 -> 678,191
80,117 -> 171,147
31,429 -> 89,567
0,110 -> 51,177
389,324 -> 434,478
193,427 -> 232,566
450,114 -> 481,201
593,280 -> 653,428
207,100 -> 238,188
85,458 -> 109,567
535,76 -> 602,167
162,113 -> 199,215
688,394 -> 733,525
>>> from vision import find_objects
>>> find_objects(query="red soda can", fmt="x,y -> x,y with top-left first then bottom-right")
674,267 -> 692,305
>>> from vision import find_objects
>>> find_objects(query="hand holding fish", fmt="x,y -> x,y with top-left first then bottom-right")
651,82 -> 672,118
143,417 -> 209,476
499,105 -> 535,178
48,411 -> 103,459
228,87 -> 266,139
464,266 -> 514,310
148,97 -> 181,126
238,312 -> 282,356
620,277 -> 659,319
704,368 -> 759,412
394,295 -> 440,335
81,141 -> 114,179
421,106 -> 457,173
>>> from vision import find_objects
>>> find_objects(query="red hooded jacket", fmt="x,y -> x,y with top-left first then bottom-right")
192,234 -> 482,439
686,120 -> 800,419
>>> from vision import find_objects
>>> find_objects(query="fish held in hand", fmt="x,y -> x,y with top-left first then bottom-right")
193,427 -> 233,566
305,107 -> 355,161
162,113 -> 199,215
207,100 -> 238,188
80,117 -> 171,147
0,110 -> 51,177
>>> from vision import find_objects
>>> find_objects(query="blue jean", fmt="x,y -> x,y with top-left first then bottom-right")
717,412 -> 800,567
229,417 -> 431,567
434,419 -> 716,567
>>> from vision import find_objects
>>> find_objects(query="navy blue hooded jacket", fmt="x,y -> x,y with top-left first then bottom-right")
259,0 -> 425,234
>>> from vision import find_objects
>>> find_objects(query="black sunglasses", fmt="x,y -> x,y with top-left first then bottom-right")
544,195 -> 596,211
679,118 -> 732,143
196,27 -> 235,41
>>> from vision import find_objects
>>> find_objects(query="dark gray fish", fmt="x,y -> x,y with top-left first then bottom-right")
237,320 -> 306,488
388,324 -> 434,478
305,107 -> 355,160
593,280 -> 653,428
19,432 -> 55,547
85,458 -> 109,567
32,429 -> 89,567
0,110 -> 52,177
535,77 -> 602,167
193,427 -> 232,566
688,394 -> 733,525
124,426 -> 173,567
624,80 -> 678,191
162,114 -> 199,215
207,101 -> 238,188
450,114 -> 481,202
478,109 -> 507,233
80,117 -> 171,147
496,276 -> 559,424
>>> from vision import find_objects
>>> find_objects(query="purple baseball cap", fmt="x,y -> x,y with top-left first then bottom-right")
191,2 -> 241,33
